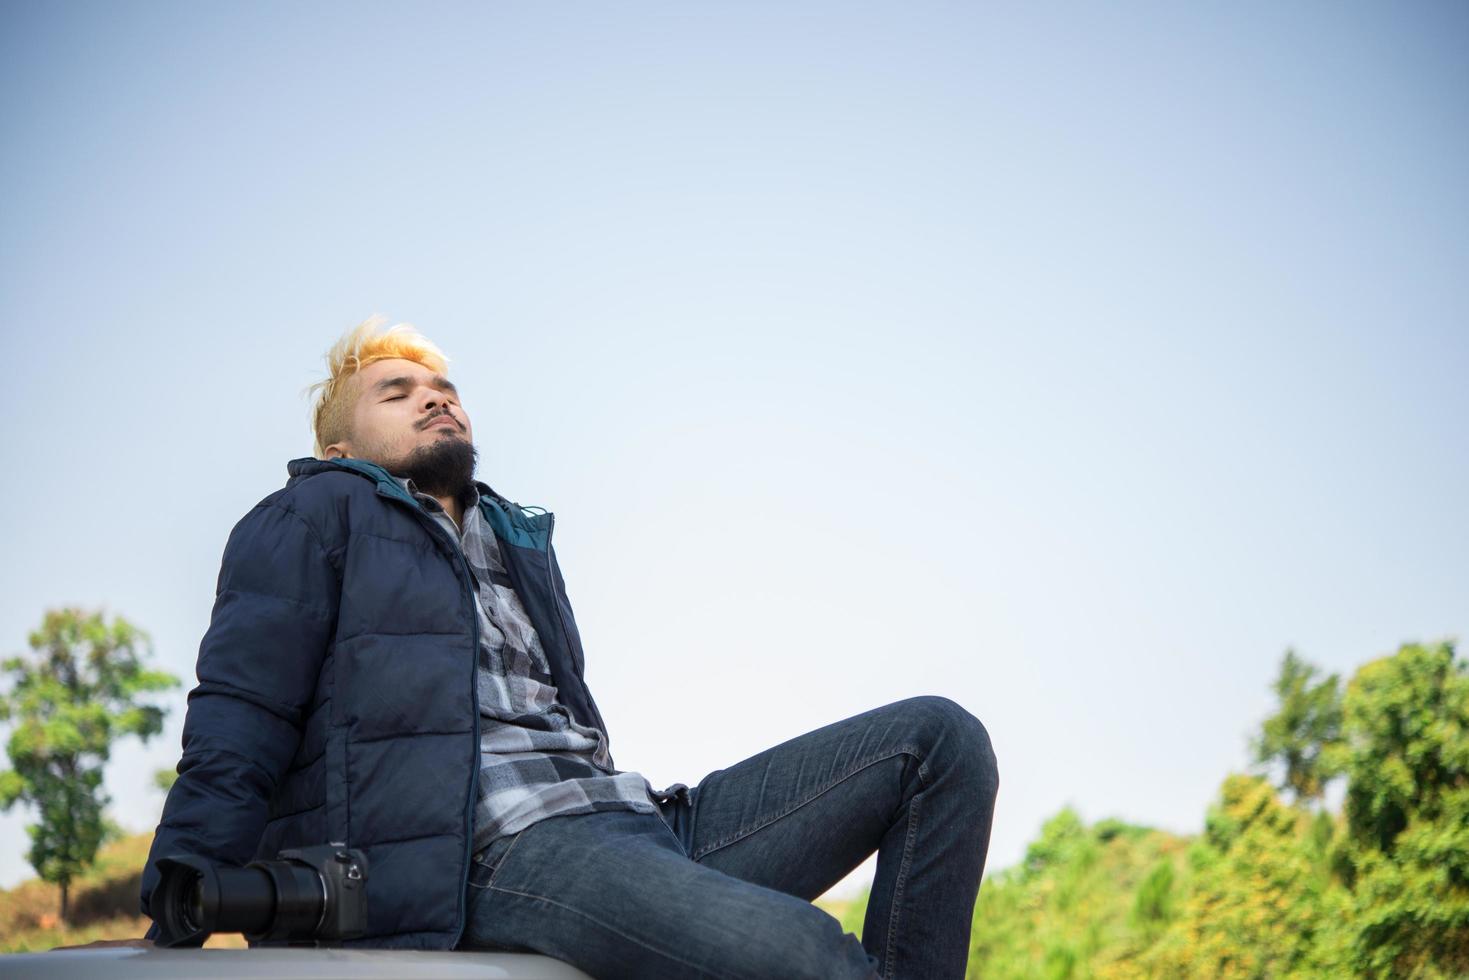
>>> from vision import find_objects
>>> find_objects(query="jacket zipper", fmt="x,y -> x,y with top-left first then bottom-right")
441,517 -> 481,949
378,484 -> 482,947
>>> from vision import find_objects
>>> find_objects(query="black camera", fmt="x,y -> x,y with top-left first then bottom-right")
152,844 -> 368,947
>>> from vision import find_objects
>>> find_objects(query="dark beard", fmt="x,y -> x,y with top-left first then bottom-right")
394,436 -> 478,499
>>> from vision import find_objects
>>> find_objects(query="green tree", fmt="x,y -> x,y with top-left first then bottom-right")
1252,647 -> 1344,805
1144,773 -> 1343,978
848,642 -> 1466,978
1333,640 -> 1469,977
1129,858 -> 1176,943
0,608 -> 179,921
955,807 -> 1189,979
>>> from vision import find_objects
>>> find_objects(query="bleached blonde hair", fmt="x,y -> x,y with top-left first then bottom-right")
306,315 -> 450,458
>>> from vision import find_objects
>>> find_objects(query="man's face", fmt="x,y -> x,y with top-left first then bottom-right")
324,357 -> 478,496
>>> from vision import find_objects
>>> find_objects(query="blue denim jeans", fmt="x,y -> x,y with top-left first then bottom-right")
459,695 -> 999,979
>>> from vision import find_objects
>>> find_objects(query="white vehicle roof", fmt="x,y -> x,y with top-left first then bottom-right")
0,947 -> 594,979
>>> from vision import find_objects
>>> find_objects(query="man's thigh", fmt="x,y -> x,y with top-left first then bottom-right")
463,809 -> 877,980
680,696 -> 982,897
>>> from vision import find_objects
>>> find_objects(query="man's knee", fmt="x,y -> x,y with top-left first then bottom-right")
897,695 -> 999,796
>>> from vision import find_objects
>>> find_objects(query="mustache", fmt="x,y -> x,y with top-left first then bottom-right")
418,409 -> 463,431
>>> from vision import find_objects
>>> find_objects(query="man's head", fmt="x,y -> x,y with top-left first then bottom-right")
308,316 -> 478,498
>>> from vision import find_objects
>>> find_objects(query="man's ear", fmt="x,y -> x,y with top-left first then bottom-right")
323,443 -> 351,459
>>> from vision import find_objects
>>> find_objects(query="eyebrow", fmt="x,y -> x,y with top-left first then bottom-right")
371,374 -> 459,398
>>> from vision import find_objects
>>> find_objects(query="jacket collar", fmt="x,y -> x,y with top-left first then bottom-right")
285,456 -> 507,506
285,457 -> 551,549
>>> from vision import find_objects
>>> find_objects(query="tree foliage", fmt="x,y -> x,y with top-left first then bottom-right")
1143,773 -> 1343,977
836,639 -> 1468,978
1252,647 -> 1344,805
0,608 -> 179,921
1334,641 -> 1469,976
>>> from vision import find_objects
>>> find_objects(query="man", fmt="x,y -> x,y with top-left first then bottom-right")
139,316 -> 1000,979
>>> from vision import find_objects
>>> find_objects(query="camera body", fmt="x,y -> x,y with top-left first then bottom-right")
280,845 -> 368,942
153,843 -> 368,948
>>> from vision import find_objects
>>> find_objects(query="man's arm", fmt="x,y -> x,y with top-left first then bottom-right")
140,498 -> 341,939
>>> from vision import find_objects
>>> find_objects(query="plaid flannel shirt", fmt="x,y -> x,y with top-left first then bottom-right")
395,476 -> 661,856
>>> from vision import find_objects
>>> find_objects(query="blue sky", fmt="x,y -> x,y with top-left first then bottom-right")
1,1 -> 1465,899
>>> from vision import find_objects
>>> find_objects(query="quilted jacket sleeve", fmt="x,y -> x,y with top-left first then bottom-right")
140,499 -> 341,936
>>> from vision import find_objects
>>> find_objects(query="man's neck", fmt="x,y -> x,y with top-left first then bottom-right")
387,472 -> 474,530
436,494 -> 465,530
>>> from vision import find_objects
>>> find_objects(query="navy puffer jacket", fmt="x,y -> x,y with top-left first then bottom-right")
141,457 -> 613,948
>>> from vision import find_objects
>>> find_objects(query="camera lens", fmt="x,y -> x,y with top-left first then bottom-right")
211,865 -> 280,937
153,857 -> 215,947
184,878 -> 204,933
153,846 -> 367,946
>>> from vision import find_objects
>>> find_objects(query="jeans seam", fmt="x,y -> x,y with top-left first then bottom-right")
483,829 -> 525,890
656,804 -> 686,855
467,860 -> 494,891
487,883 -> 738,980
691,746 -> 925,862
883,791 -> 921,980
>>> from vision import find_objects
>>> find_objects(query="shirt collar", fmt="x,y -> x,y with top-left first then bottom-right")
391,475 -> 481,515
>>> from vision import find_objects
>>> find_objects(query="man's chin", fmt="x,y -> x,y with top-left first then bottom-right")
394,437 -> 478,498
